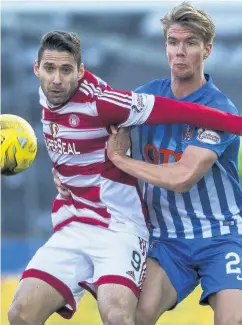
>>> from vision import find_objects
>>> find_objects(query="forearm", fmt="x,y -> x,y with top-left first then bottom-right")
97,90 -> 242,135
111,155 -> 191,192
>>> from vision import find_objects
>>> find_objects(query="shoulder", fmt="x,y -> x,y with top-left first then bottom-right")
72,70 -> 112,103
205,82 -> 238,115
134,78 -> 170,95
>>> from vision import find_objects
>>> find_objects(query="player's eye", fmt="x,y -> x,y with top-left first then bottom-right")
168,40 -> 176,45
45,66 -> 54,72
62,67 -> 72,74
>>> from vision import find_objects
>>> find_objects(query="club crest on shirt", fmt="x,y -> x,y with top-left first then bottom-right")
68,114 -> 80,128
197,128 -> 221,144
182,124 -> 195,141
50,122 -> 59,137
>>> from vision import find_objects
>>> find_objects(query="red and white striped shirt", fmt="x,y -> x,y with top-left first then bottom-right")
40,70 -> 242,239
41,70 -> 155,239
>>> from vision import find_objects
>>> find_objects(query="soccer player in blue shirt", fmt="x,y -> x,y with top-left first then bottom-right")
107,2 -> 242,325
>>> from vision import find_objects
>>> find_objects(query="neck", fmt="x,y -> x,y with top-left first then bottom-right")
171,73 -> 207,99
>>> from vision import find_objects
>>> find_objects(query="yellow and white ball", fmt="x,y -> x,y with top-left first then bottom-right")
0,114 -> 37,175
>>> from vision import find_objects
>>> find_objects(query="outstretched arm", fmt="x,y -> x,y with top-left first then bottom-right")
95,90 -> 242,135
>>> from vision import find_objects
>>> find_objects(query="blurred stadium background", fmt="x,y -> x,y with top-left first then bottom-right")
2,1 -> 242,324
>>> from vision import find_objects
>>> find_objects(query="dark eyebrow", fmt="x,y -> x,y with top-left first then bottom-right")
167,36 -> 200,41
61,64 -> 74,69
43,62 -> 74,68
43,62 -> 55,66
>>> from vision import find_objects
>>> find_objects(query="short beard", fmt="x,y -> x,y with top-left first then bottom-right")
173,71 -> 194,81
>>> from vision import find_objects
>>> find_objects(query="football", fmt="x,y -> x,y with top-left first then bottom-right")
0,114 -> 37,175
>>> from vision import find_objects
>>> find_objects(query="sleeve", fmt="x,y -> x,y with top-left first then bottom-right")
184,128 -> 236,157
183,104 -> 239,156
95,88 -> 242,136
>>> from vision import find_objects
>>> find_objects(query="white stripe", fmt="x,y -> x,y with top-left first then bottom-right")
105,90 -> 132,100
220,171 -> 241,215
43,123 -> 109,139
81,82 -> 94,96
158,189 -> 177,238
52,205 -> 109,227
82,80 -> 132,104
189,185 -> 212,238
233,214 -> 242,234
98,96 -> 131,109
47,149 -> 105,165
85,82 -> 102,96
59,173 -> 101,187
174,192 -> 194,239
71,193 -> 105,208
145,184 -> 161,238
204,170 -> 229,235
99,92 -> 132,105
41,101 -> 98,116
78,86 -> 89,96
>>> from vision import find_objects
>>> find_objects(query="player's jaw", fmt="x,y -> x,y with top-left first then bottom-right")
171,63 -> 194,80
42,80 -> 78,106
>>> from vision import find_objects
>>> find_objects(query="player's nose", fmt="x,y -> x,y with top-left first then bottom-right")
52,72 -> 62,84
176,42 -> 186,56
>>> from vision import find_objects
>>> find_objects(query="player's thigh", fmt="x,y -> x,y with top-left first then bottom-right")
16,224 -> 92,319
136,238 -> 199,325
209,289 -> 242,325
91,231 -> 147,297
97,283 -> 138,324
136,257 -> 177,325
199,234 -> 242,306
9,277 -> 65,323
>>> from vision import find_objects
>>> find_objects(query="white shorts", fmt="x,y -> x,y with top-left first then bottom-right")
21,222 -> 148,319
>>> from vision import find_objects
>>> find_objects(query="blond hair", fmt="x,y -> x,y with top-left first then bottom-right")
161,2 -> 215,44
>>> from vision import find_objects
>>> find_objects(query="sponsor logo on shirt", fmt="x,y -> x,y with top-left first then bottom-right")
132,93 -> 147,113
197,128 -> 221,144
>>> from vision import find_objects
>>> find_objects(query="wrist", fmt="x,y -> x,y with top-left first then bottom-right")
110,153 -> 127,166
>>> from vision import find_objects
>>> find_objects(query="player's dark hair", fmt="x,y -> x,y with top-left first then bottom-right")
161,2 -> 215,44
38,30 -> 81,67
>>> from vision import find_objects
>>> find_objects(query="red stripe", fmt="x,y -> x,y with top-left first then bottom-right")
102,161 -> 147,223
43,108 -> 104,129
21,269 -> 76,319
44,133 -> 108,154
64,185 -> 100,202
52,197 -> 111,219
56,162 -> 104,176
53,216 -> 109,232
79,282 -> 97,299
97,98 -> 130,127
93,275 -> 140,297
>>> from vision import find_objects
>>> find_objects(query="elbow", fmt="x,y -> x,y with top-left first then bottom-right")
168,174 -> 194,193
174,181 -> 193,193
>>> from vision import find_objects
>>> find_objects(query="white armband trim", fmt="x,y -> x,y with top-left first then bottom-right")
119,93 -> 155,127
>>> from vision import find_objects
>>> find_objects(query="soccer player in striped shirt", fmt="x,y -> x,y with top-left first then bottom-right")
9,29 -> 242,325
107,3 -> 242,325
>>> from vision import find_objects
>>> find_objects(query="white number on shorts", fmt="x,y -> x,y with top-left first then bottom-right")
225,252 -> 241,274
131,251 -> 141,272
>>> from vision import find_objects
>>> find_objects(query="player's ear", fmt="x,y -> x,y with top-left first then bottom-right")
204,43 -> 212,60
78,63 -> 85,81
34,60 -> 40,78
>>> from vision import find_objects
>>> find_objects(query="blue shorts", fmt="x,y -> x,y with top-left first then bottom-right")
148,234 -> 242,306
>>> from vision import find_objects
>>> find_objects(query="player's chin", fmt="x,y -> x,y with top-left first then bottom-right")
47,95 -> 66,106
173,70 -> 193,81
